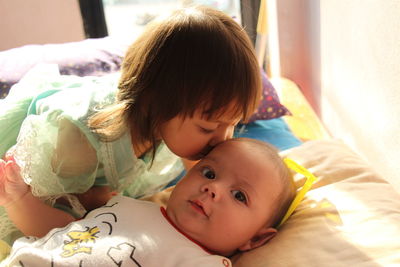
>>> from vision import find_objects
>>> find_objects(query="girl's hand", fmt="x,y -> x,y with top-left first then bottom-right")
0,158 -> 29,207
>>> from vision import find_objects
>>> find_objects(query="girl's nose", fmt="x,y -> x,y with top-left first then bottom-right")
209,125 -> 234,147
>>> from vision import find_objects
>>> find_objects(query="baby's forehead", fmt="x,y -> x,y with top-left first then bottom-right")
207,141 -> 280,177
201,142 -> 246,164
210,139 -> 262,159
213,139 -> 249,152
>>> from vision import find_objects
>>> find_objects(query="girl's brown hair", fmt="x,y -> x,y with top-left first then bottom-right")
89,6 -> 261,158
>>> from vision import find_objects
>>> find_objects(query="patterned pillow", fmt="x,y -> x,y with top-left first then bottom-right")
247,69 -> 291,122
0,37 -> 128,99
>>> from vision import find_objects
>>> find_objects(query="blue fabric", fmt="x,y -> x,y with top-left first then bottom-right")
234,118 -> 302,151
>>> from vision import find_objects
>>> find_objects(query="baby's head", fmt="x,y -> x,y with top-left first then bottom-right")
167,138 -> 296,256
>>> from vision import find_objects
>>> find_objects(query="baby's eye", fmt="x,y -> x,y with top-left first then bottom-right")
231,190 -> 247,204
201,167 -> 216,179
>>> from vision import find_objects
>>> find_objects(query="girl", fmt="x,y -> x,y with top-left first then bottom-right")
0,6 -> 261,245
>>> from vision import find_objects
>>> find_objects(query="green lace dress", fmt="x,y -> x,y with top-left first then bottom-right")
0,65 -> 183,245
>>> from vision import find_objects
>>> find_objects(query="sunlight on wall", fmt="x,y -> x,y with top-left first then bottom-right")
319,0 -> 400,193
256,0 -> 281,96
266,0 -> 281,80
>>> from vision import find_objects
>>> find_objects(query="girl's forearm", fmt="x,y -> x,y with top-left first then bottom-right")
5,191 -> 75,237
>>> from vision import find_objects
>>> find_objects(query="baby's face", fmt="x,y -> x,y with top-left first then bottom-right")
166,140 -> 282,256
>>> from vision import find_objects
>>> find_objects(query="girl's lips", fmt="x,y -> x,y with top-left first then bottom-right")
188,146 -> 213,160
187,154 -> 204,161
189,200 -> 208,217
187,151 -> 208,161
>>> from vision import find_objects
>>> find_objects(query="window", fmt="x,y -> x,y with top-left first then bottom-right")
102,0 -> 242,37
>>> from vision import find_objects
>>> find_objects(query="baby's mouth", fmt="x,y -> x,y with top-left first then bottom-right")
189,200 -> 208,218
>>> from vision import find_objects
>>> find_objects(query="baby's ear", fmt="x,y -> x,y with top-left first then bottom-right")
238,227 -> 277,252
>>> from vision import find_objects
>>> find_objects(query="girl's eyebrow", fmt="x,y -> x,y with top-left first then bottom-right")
208,118 -> 240,126
198,118 -> 219,124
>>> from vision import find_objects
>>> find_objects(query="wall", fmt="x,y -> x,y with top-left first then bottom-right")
277,0 -> 400,192
276,0 -> 321,114
0,0 -> 85,51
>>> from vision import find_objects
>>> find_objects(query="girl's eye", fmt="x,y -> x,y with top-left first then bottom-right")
231,190 -> 247,204
199,126 -> 215,134
201,167 -> 216,179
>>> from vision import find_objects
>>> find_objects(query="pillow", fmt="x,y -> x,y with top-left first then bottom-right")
232,139 -> 400,266
0,36 -> 130,99
247,70 -> 291,122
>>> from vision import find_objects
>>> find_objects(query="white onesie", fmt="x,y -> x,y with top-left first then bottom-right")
1,196 -> 231,267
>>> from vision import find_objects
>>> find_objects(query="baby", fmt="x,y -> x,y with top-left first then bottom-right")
0,138 -> 295,266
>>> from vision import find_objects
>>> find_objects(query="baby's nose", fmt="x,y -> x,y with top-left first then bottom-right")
203,187 -> 216,198
201,183 -> 220,201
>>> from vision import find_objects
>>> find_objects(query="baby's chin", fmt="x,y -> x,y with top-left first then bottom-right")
190,235 -> 236,257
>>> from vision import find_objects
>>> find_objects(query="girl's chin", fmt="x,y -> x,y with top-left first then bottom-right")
186,153 -> 206,161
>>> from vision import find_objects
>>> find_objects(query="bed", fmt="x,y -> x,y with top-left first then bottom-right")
1,37 -> 399,266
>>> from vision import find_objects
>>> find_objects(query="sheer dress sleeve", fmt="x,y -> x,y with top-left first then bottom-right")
0,69 -> 183,242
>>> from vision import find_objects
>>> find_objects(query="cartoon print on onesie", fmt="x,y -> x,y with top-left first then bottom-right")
61,226 -> 100,257
9,200 -> 142,267
4,195 -> 231,266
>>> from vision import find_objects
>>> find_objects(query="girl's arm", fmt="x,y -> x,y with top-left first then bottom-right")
0,159 -> 74,237
6,191 -> 75,237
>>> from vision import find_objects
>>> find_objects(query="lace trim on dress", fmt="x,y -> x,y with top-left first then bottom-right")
10,115 -> 88,217
11,115 -> 64,196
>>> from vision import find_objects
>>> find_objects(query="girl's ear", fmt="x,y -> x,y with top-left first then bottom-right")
237,227 -> 277,252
